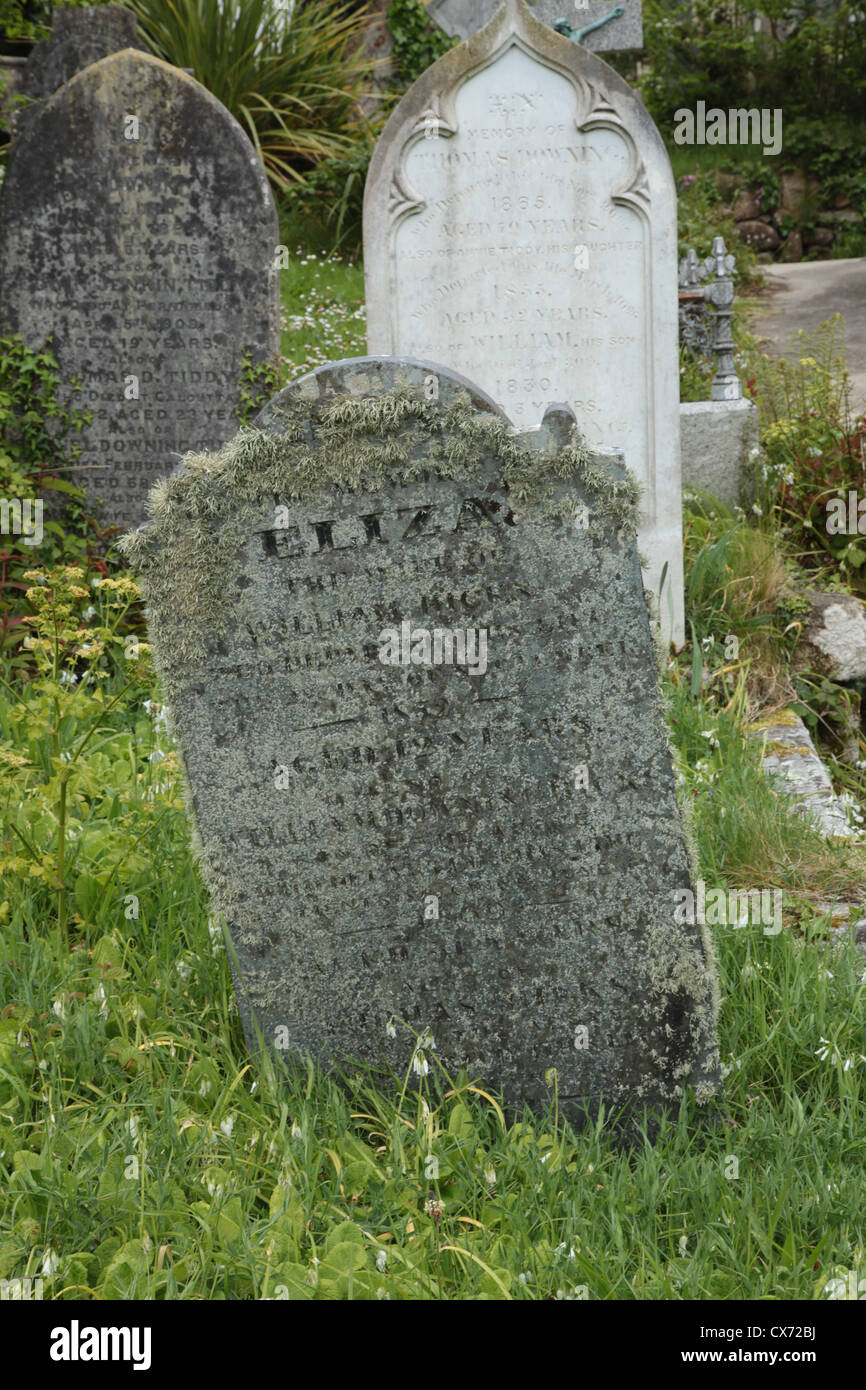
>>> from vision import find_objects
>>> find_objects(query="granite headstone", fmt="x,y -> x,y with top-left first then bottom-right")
364,0 -> 683,647
0,48 -> 280,527
23,4 -> 146,101
129,354 -> 721,1124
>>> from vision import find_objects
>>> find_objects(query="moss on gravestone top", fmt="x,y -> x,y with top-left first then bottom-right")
121,380 -> 641,684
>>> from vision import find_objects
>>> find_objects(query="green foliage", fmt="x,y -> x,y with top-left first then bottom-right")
753,317 -> 866,593
678,344 -> 715,404
289,120 -> 378,261
677,474 -> 866,876
278,248 -> 366,377
0,0 -> 110,46
0,333 -> 88,482
666,660 -> 866,899
641,2 -> 866,221
831,223 -> 866,261
237,351 -> 281,428
0,333 -> 93,656
792,668 -> 861,755
129,0 -> 376,192
1,645 -> 865,1296
681,492 -> 808,708
0,566 -> 153,947
386,0 -> 456,87
782,116 -> 866,217
640,0 -> 866,132
0,0 -> 49,45
675,167 -> 759,284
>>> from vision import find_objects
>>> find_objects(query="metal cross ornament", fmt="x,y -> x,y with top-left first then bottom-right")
678,237 -> 743,402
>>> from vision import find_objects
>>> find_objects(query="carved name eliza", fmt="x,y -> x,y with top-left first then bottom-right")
258,492 -> 513,559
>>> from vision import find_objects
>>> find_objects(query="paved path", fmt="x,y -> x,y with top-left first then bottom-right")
752,258 -> 866,415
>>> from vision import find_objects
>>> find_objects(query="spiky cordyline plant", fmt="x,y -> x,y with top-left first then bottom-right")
130,0 -> 381,188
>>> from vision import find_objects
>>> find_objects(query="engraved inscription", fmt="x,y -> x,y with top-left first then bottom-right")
0,50 -> 278,525
393,48 -> 647,462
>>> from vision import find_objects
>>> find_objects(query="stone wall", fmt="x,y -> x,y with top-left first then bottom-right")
719,169 -> 862,263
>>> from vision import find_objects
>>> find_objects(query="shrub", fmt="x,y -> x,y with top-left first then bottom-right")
682,493 -> 806,709
0,563 -> 155,948
0,333 -> 95,659
753,317 -> 866,593
0,0 -> 44,45
676,167 -> 760,284
639,0 -> 866,133
386,0 -> 455,88
289,119 -> 379,260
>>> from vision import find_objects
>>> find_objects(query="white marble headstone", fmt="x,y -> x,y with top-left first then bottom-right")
364,0 -> 683,646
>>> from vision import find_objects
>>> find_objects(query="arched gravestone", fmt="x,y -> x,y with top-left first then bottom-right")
0,49 -> 280,527
23,4 -> 146,102
128,356 -> 721,1126
364,0 -> 683,647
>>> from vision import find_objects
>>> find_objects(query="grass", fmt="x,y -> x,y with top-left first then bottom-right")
1,506 -> 864,1302
278,248 -> 366,383
1,646 -> 864,1299
1,248 -> 865,1304
666,669 -> 866,902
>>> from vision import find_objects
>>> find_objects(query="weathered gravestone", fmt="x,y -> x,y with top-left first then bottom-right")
364,0 -> 683,647
0,49 -> 280,527
428,0 -> 643,53
23,4 -> 146,102
127,355 -> 721,1125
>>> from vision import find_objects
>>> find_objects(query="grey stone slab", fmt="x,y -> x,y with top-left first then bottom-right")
679,398 -> 758,510
428,0 -> 643,53
129,354 -> 721,1126
795,589 -> 866,684
364,0 -> 683,648
749,712 -> 857,840
23,4 -> 146,101
0,49 -> 280,527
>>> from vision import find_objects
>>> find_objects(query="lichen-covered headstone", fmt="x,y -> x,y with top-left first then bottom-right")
0,49 -> 279,527
127,355 -> 720,1125
22,4 -> 146,102
364,0 -> 683,647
